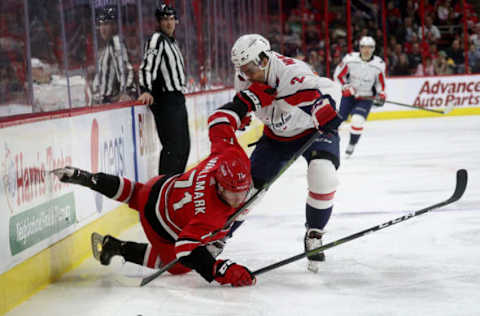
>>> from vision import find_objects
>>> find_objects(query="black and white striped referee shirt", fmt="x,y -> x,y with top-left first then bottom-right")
92,34 -> 136,103
139,32 -> 186,94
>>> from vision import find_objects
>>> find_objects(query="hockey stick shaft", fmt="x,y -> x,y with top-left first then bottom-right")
253,169 -> 467,276
140,131 -> 323,286
361,96 -> 452,114
384,100 -> 447,114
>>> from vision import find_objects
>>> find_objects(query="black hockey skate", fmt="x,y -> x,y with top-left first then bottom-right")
91,232 -> 124,265
304,228 -> 325,273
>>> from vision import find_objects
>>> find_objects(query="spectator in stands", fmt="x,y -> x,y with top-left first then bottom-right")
391,53 -> 411,76
308,50 -> 324,76
468,43 -> 480,73
429,42 -> 439,60
401,1 -> 418,24
386,0 -> 403,31
403,16 -> 418,43
389,43 -> 404,73
90,6 -> 137,105
434,50 -> 454,75
470,23 -> 480,47
435,0 -> 453,25
414,57 -> 435,76
418,15 -> 441,42
408,42 -> 423,73
417,0 -> 435,18
447,38 -> 465,73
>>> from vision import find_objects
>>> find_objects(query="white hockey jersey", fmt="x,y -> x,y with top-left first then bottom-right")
333,52 -> 386,98
234,52 -> 342,140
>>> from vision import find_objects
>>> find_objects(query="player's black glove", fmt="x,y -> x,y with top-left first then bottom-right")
51,166 -> 95,188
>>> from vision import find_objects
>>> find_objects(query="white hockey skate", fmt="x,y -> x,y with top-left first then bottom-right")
304,228 -> 325,273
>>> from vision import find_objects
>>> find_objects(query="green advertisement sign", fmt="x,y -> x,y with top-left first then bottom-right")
9,193 -> 77,255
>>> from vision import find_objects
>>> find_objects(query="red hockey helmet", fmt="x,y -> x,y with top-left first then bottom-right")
215,149 -> 252,193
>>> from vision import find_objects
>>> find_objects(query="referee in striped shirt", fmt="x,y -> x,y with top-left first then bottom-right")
138,3 -> 190,175
92,6 -> 137,105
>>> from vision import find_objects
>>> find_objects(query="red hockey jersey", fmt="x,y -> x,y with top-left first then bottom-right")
113,109 -> 249,262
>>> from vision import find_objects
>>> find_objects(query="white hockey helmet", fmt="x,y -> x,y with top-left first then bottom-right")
231,34 -> 271,68
359,36 -> 376,48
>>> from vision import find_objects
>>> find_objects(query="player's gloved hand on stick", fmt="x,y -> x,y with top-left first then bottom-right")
235,82 -> 277,111
341,84 -> 356,97
311,97 -> 343,134
213,259 -> 256,287
373,92 -> 386,107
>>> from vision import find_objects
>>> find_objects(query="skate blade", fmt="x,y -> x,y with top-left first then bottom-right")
91,232 -> 104,262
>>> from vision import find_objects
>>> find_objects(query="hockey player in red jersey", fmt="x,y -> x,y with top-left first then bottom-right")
52,85 -> 276,287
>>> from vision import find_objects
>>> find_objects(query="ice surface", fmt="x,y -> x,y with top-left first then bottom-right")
7,115 -> 480,316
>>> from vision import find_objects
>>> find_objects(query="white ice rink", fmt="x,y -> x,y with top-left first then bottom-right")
7,115 -> 480,316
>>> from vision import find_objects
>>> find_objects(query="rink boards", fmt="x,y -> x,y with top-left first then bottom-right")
1,75 -> 479,314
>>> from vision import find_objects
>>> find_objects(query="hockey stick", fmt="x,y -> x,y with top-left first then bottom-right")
140,131 -> 323,286
363,96 -> 454,114
252,169 -> 468,276
384,99 -> 454,114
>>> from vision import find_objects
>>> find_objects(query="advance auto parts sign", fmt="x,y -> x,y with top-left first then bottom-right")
385,75 -> 480,112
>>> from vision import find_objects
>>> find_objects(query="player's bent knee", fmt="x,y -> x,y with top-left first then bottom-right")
307,159 -> 338,209
350,114 -> 365,134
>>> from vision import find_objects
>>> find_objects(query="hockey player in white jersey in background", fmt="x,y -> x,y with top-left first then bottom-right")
215,34 -> 343,273
334,36 -> 386,157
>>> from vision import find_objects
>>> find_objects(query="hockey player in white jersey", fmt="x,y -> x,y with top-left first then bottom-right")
215,34 -> 343,273
334,36 -> 386,157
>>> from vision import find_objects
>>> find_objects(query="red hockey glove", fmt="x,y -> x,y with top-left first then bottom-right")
235,82 -> 276,112
213,259 -> 256,287
342,84 -> 356,97
373,92 -> 386,107
311,98 -> 343,133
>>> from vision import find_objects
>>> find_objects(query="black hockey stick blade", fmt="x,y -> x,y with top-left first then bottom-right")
140,132 -> 322,287
252,169 -> 467,276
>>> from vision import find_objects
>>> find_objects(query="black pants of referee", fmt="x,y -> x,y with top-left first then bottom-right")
149,91 -> 190,175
